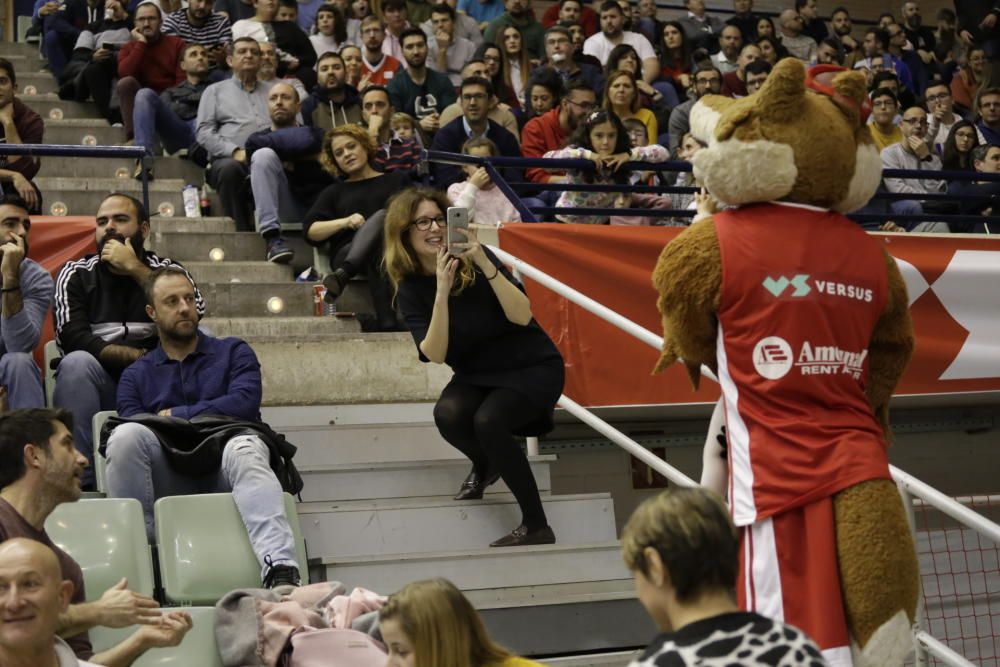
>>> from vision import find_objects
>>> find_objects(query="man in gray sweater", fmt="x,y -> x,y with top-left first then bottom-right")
195,36 -> 273,233
0,194 -> 52,410
881,105 -> 948,232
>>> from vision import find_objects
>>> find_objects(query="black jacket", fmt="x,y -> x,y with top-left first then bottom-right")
53,251 -> 204,377
101,414 -> 303,494
161,79 -> 210,121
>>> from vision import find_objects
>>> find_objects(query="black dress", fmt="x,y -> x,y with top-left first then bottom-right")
395,248 -> 565,435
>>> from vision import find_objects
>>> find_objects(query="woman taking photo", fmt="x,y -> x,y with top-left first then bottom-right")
380,579 -> 544,667
384,188 -> 564,547
303,124 -> 411,331
604,69 -> 658,144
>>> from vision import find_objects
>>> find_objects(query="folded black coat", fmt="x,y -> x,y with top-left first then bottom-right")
99,414 -> 304,495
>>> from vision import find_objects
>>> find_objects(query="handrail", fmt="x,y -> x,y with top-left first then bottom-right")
491,240 -> 999,667
0,143 -> 153,213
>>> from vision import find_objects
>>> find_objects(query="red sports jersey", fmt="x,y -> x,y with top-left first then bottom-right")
715,202 -> 892,526
364,54 -> 402,86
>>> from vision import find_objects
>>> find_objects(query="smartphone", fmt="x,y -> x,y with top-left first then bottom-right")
447,206 -> 470,255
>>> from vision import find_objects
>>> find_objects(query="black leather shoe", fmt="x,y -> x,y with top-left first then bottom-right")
454,467 -> 501,500
322,268 -> 349,303
490,524 -> 556,548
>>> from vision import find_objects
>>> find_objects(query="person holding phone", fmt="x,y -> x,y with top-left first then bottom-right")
383,187 -> 564,548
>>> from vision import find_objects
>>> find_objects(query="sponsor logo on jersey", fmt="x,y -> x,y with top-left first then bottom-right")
752,337 -> 868,380
762,274 -> 874,302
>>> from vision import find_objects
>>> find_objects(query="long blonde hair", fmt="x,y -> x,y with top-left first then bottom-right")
379,579 -> 512,667
383,187 -> 476,293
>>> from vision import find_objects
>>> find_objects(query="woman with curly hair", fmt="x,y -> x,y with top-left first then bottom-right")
303,124 -> 411,330
381,579 -> 545,666
384,187 -> 563,547
309,3 -> 350,57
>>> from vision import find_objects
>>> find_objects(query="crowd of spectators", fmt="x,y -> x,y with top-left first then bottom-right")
7,0 -> 999,255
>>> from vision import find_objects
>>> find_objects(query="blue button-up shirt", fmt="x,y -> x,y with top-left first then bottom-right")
117,333 -> 262,422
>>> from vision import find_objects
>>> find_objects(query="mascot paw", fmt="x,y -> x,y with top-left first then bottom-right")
850,610 -> 914,667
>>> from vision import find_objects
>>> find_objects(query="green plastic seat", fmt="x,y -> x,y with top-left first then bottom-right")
89,606 -> 222,665
43,340 -> 59,408
91,410 -> 117,493
44,498 -> 155,601
155,493 -> 308,605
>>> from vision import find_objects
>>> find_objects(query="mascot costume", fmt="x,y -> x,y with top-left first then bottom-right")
652,59 -> 921,666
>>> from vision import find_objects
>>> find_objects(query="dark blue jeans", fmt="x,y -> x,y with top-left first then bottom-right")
132,88 -> 196,155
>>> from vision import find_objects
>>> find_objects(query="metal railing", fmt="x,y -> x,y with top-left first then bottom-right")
426,151 -> 1000,231
487,243 -> 1000,666
0,143 -> 152,212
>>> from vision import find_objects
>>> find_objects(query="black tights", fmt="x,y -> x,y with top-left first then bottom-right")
434,382 -> 548,531
332,210 -> 396,329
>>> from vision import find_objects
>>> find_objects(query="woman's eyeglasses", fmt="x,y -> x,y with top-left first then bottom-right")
412,216 -> 447,231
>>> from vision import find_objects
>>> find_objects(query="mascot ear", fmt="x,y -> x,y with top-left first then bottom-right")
807,65 -> 872,127
755,58 -> 807,124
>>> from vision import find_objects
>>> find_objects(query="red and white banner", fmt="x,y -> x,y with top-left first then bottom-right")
498,224 -> 1000,408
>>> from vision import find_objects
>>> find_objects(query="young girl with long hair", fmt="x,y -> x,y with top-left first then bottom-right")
380,579 -> 544,667
940,120 -> 979,172
543,109 -> 668,224
658,20 -> 691,92
384,188 -> 564,547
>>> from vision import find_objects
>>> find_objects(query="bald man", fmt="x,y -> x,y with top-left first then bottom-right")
246,80 -> 333,264
0,408 -> 191,666
0,538 -> 98,666
777,8 -> 818,62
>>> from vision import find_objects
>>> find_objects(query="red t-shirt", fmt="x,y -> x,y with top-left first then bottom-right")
714,202 -> 892,526
363,53 -> 403,86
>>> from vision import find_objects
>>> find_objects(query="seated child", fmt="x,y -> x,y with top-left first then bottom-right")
543,109 -> 669,225
446,137 -> 523,226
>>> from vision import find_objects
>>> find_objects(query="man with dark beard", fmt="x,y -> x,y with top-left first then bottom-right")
106,266 -> 303,591
52,193 -> 204,488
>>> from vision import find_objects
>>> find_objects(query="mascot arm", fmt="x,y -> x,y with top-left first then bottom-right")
865,249 -> 915,436
652,217 -> 722,389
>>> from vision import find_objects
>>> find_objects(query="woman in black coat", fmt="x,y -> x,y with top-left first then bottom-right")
383,187 -> 565,548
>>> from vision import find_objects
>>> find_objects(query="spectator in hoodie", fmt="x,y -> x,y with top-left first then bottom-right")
247,82 -> 334,263
232,0 -> 317,88
361,85 -> 423,174
132,44 -> 211,179
75,0 -> 133,124
430,77 -> 522,188
114,2 -> 185,142
195,37 -> 274,232
302,51 -> 363,130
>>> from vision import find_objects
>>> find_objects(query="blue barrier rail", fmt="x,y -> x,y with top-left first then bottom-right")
425,150 -> 1000,230
0,143 -> 153,214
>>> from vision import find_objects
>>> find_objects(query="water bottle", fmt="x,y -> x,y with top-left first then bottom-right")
181,184 -> 199,218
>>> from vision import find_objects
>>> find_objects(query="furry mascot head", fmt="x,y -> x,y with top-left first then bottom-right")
652,58 -> 920,666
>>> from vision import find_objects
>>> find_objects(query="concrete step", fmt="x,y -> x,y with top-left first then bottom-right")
297,455 -> 556,502
16,73 -> 59,95
260,404 -> 458,463
0,43 -> 45,57
0,54 -> 46,70
542,653 -> 638,667
185,260 -> 291,283
35,176 -> 194,218
313,542 -> 626,591
299,493 -> 617,558
38,154 -> 206,182
251,339 -> 450,406
19,94 -> 98,119
151,217 -> 236,234
198,281 -> 316,318
203,316 -> 359,339
476,581 -> 650,657
43,119 -> 126,145
149,230 -> 264,262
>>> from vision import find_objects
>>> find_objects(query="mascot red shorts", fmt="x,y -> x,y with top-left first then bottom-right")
737,495 -> 853,666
